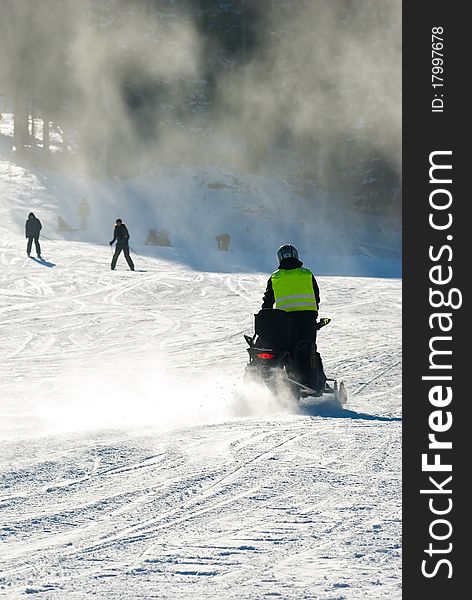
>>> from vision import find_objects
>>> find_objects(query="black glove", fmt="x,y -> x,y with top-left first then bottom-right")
109,241 -> 113,246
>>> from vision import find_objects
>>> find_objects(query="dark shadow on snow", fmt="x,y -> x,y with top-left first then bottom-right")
298,401 -> 402,422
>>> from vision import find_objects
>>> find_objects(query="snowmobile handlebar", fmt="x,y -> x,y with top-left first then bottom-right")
316,317 -> 331,330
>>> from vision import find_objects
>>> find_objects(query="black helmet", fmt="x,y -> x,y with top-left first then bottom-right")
277,244 -> 298,263
115,218 -> 122,224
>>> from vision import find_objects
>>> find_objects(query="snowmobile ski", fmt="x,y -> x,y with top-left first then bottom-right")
285,376 -> 348,405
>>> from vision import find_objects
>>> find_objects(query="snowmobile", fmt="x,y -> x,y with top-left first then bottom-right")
244,309 -> 347,405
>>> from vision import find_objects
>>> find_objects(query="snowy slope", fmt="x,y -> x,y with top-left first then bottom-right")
0,118 -> 401,599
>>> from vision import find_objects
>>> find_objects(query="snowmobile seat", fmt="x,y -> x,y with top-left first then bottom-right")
254,309 -> 291,350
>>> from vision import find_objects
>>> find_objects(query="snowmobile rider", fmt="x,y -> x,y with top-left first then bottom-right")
261,244 -> 325,391
25,212 -> 42,258
262,243 -> 320,324
109,218 -> 135,271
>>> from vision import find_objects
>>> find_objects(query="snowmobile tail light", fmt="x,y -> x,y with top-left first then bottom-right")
256,352 -> 275,359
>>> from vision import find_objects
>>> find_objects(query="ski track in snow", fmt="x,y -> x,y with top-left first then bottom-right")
0,231 -> 401,598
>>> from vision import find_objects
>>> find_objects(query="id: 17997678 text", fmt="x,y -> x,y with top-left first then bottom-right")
431,26 -> 444,113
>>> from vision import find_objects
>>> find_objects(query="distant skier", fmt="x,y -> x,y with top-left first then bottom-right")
25,212 -> 42,258
261,244 -> 326,392
78,198 -> 90,230
109,218 -> 135,271
215,233 -> 230,251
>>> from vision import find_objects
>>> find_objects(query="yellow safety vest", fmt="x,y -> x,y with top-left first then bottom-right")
271,267 -> 318,312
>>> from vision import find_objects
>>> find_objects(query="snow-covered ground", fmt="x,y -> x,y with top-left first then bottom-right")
0,115 -> 401,599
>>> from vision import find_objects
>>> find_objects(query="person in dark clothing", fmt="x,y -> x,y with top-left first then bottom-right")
109,218 -> 135,271
261,243 -> 325,392
25,212 -> 42,257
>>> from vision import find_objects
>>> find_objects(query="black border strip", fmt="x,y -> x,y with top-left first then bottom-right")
403,1 -> 467,597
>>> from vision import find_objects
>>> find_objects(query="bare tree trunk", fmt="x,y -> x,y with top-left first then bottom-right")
30,113 -> 35,140
43,117 -> 50,154
62,124 -> 69,154
13,94 -> 29,155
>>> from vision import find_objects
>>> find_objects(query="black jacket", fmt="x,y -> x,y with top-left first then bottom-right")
261,257 -> 320,311
25,215 -> 42,238
110,223 -> 130,246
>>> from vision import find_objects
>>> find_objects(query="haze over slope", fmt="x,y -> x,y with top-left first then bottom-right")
1,0 -> 401,220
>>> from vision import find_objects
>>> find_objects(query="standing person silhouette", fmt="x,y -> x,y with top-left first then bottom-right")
109,218 -> 135,271
25,212 -> 42,258
78,198 -> 90,230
